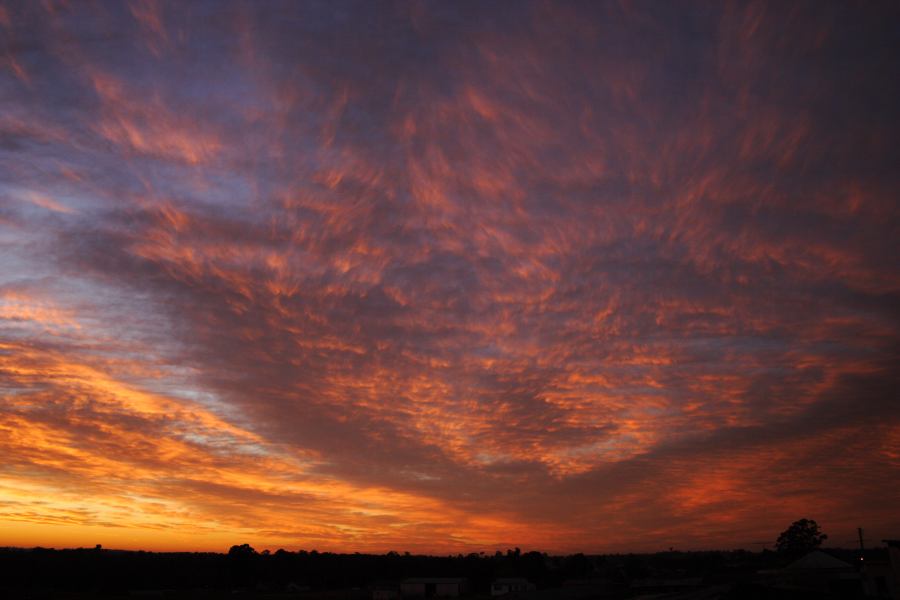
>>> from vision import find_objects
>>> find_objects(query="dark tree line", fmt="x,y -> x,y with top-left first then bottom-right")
0,544 -> 841,595
0,519 -> 875,596
0,545 -> 592,594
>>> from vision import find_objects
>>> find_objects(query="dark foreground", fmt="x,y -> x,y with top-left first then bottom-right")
1,545 -> 897,600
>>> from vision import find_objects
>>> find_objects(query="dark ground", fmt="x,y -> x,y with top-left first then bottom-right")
0,545 -> 889,599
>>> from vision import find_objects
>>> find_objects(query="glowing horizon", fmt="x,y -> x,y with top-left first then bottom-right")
1,1 -> 898,554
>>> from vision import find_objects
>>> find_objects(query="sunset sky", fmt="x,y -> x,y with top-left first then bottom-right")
1,0 -> 898,554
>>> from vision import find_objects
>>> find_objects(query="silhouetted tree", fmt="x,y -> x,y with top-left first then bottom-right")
775,519 -> 827,557
228,543 -> 258,557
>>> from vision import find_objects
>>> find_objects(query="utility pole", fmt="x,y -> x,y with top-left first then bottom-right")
858,527 -> 865,562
